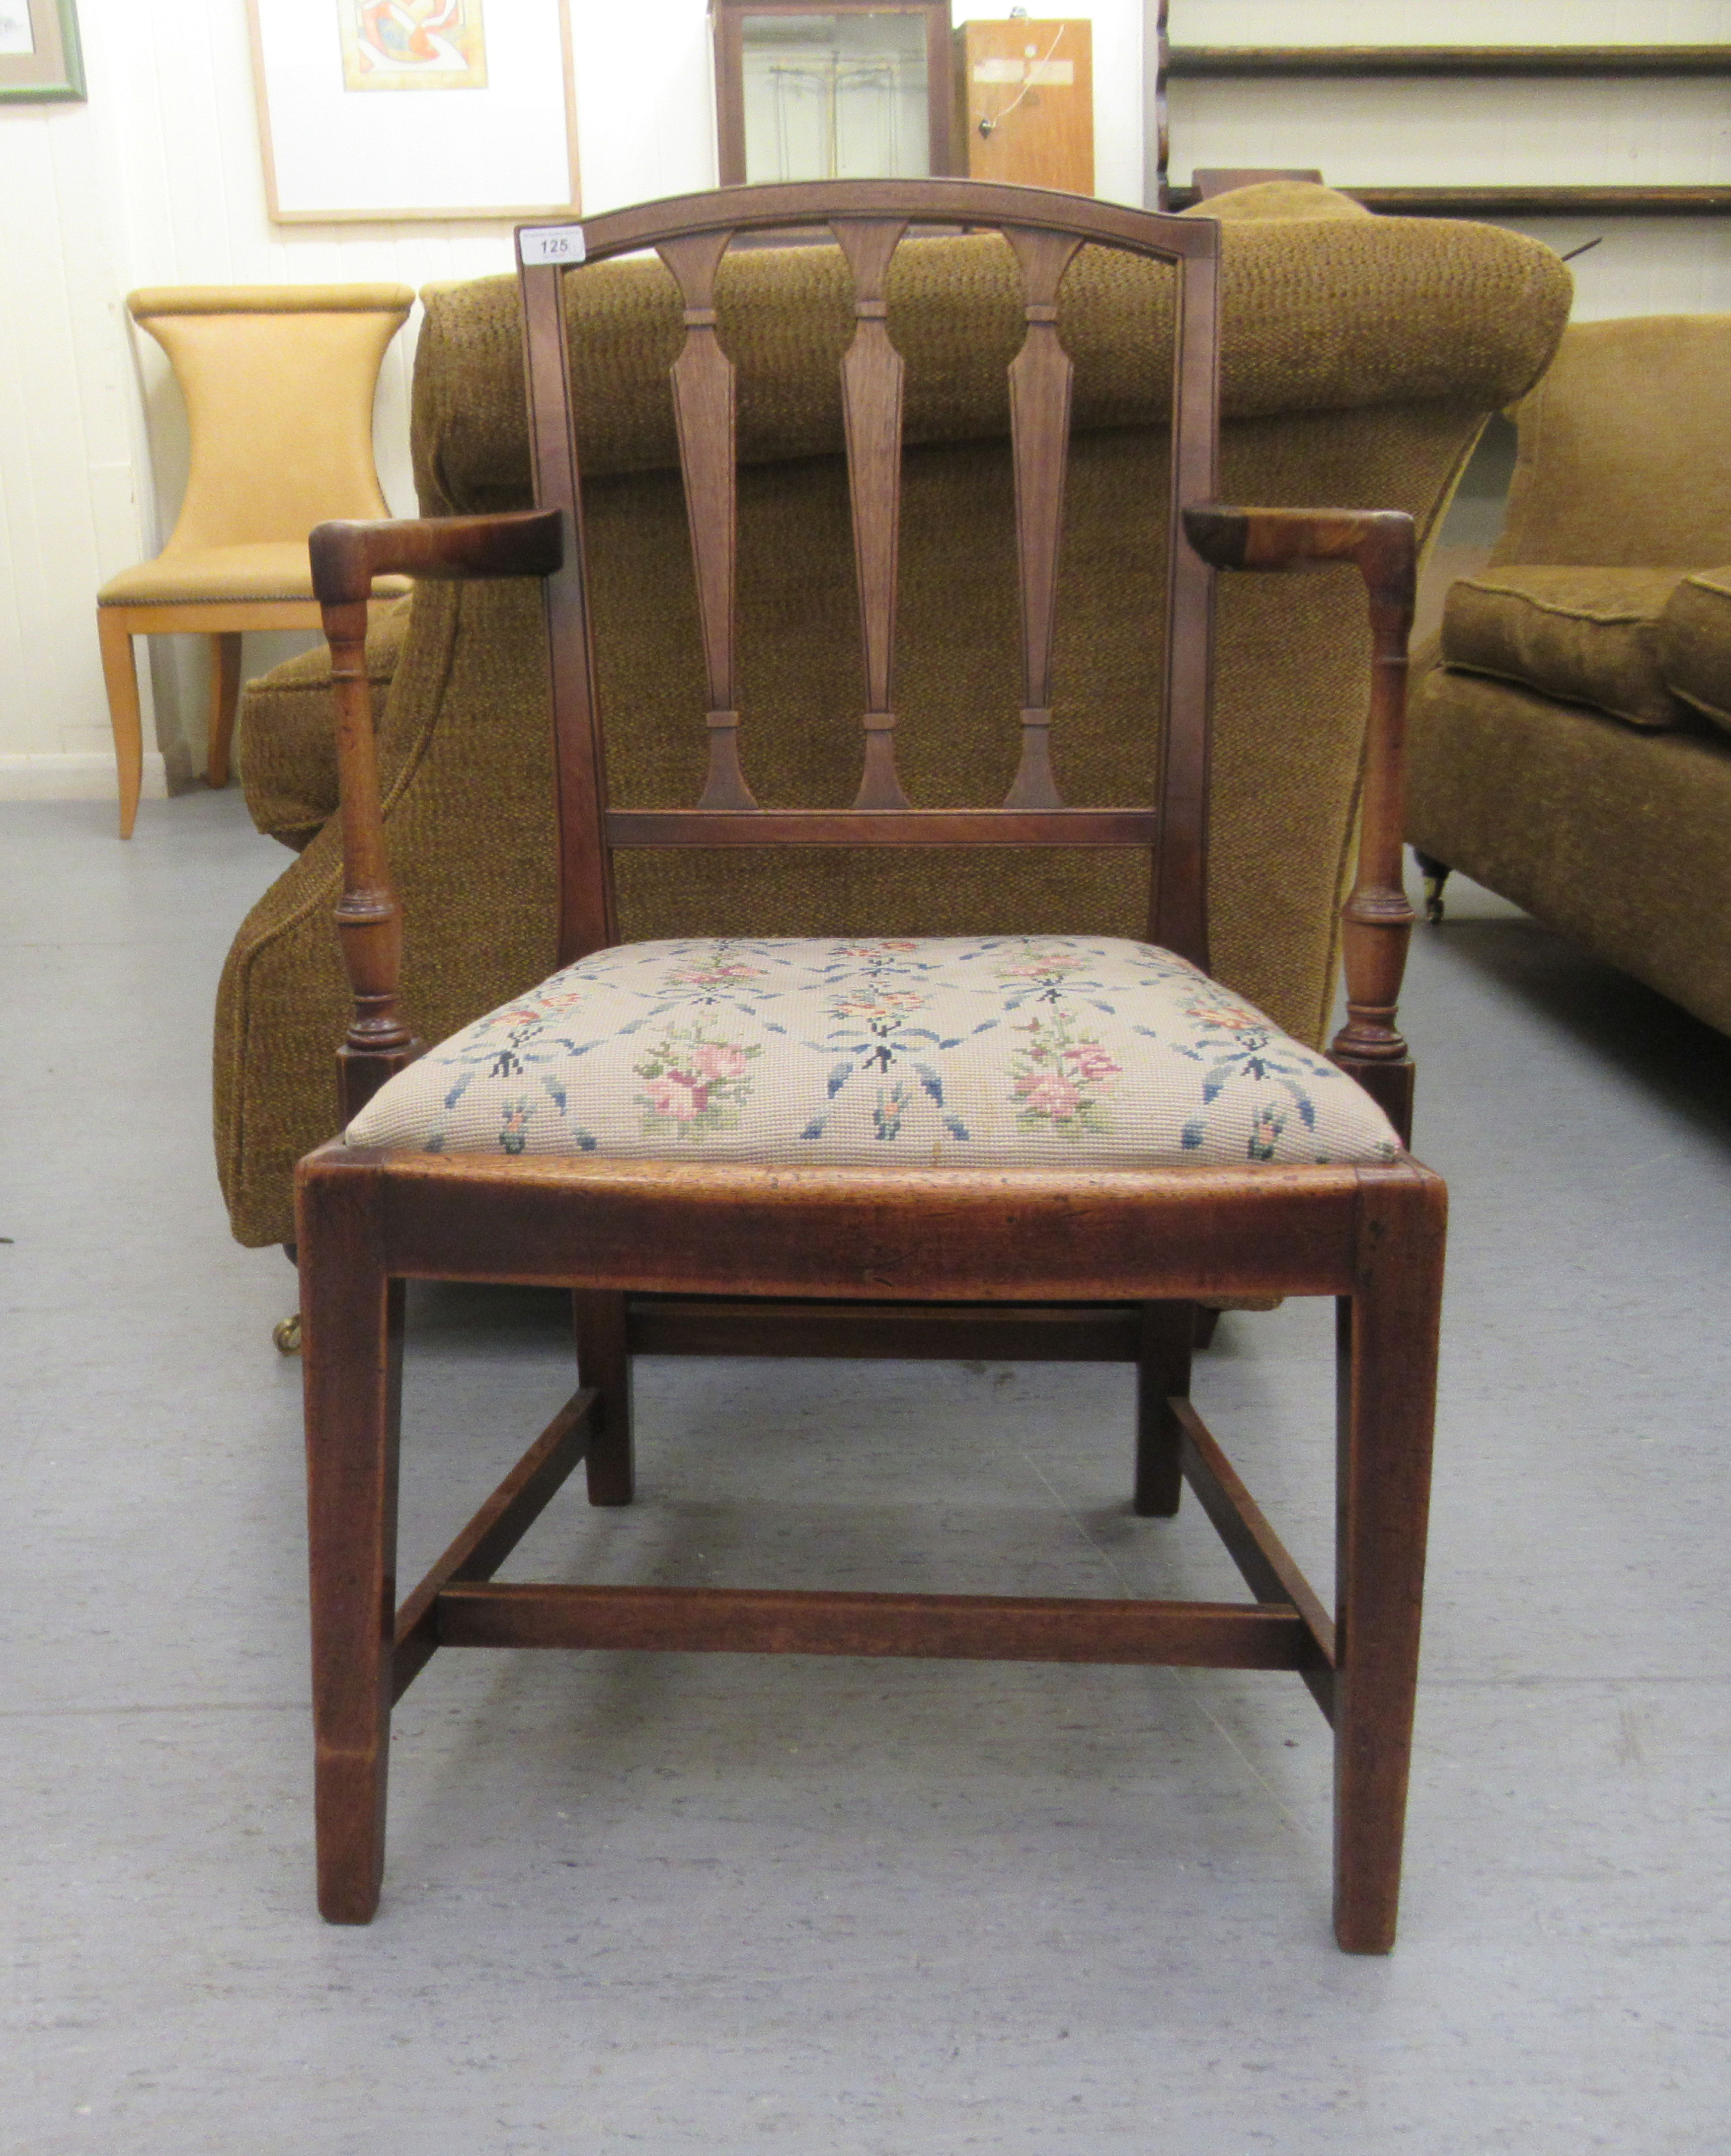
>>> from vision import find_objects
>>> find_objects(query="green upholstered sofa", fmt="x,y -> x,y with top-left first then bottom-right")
216,185 -> 1569,1249
1409,315 -> 1731,1038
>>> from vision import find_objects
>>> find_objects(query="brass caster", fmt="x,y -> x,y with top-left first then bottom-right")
1412,850 -> 1450,925
274,1312 -> 303,1355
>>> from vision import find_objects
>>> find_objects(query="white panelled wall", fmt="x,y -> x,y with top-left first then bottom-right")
0,0 -> 725,794
1,0 -> 1726,798
0,0 -> 1142,796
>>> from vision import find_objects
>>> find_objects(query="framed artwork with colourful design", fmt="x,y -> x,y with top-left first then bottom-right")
0,0 -> 84,102
246,0 -> 579,222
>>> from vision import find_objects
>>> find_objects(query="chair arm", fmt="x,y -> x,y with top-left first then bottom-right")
308,509 -> 565,607
1183,505 -> 1419,1142
308,511 -> 565,1119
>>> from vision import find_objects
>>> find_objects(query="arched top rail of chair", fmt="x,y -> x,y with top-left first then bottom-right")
127,284 -> 415,320
516,180 -> 1221,271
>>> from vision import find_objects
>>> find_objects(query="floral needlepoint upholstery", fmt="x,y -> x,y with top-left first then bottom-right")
344,937 -> 1402,1168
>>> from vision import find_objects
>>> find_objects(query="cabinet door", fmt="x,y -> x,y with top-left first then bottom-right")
958,18 -> 1093,195
715,3 -> 957,185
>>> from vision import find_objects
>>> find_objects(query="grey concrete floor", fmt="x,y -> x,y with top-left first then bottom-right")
3,789 -> 1729,2154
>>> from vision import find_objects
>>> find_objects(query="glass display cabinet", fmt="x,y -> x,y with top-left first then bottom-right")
712,2 -> 958,186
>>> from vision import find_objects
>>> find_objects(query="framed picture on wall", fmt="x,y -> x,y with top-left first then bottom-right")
0,0 -> 85,102
246,0 -> 580,222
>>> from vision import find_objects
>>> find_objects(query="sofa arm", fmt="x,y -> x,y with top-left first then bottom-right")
1660,566 -> 1731,738
239,597 -> 414,850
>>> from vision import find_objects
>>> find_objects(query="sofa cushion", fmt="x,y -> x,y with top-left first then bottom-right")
344,934 -> 1400,1169
1659,566 -> 1731,738
1441,566 -> 1689,728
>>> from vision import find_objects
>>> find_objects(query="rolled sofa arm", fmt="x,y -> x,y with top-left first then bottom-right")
308,510 -> 566,1118
1184,505 -> 1419,1141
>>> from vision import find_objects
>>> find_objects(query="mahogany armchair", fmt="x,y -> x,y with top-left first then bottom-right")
297,181 -> 1445,1950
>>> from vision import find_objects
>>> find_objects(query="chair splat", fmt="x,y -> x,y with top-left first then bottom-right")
832,218 -> 913,812
1003,227 -> 1083,812
657,229 -> 756,812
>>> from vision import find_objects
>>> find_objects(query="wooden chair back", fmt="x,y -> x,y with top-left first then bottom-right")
512,181 -> 1222,973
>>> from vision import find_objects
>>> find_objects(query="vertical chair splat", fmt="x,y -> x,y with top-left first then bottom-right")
1003,228 -> 1083,811
832,218 -> 912,811
657,229 -> 756,811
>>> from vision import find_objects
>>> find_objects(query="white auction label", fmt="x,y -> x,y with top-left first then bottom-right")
973,58 -> 1075,85
519,225 -> 587,266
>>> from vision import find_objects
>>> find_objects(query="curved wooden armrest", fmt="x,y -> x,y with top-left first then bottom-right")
310,511 -> 564,1120
309,509 -> 565,607
1182,503 -> 1411,583
1183,504 -> 1420,1142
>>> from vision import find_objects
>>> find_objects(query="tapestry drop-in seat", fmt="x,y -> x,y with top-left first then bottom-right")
298,179 -> 1445,1951
347,936 -> 1402,1168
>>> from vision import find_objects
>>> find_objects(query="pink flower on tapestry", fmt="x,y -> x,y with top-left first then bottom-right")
834,989 -> 925,1019
1008,1010 -> 1118,1137
996,947 -> 1088,981
635,1023 -> 760,1139
1015,1072 -> 1082,1119
1189,998 -> 1258,1031
643,1073 -> 709,1120
670,961 -> 767,986
691,1042 -> 748,1080
1061,1044 -> 1121,1083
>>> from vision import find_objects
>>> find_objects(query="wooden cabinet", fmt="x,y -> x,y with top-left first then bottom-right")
956,18 -> 1092,196
712,2 -> 958,187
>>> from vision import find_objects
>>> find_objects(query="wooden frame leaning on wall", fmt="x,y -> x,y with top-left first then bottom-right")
245,0 -> 580,223
0,0 -> 84,102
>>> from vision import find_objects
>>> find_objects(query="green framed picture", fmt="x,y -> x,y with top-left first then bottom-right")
0,0 -> 84,103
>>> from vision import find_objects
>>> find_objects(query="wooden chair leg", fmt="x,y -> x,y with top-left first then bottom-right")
1331,1179 -> 1445,1953
574,1289 -> 634,1505
96,609 -> 144,839
207,632 -> 243,789
300,1174 -> 404,1924
1133,1300 -> 1194,1516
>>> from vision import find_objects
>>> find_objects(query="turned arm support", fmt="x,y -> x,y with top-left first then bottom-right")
1183,505 -> 1418,1142
309,511 -> 565,1118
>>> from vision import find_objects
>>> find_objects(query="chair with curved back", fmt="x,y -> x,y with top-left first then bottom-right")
298,180 -> 1446,1950
98,283 -> 414,836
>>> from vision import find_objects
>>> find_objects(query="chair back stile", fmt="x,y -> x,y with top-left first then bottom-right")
515,180 -> 1222,974
518,262 -> 616,960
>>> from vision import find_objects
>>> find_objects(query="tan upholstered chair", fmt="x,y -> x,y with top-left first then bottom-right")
1409,316 -> 1731,1038
97,284 -> 415,836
